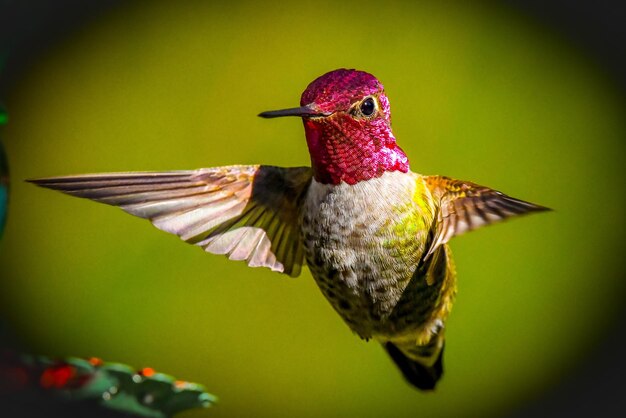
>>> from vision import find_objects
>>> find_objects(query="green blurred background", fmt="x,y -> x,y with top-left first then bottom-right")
1,1 -> 625,417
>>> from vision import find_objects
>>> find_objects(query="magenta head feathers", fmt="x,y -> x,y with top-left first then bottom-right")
259,69 -> 409,185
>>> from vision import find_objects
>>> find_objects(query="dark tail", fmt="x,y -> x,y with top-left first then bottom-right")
384,341 -> 444,391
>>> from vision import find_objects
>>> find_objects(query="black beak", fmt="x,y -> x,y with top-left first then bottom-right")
258,104 -> 331,119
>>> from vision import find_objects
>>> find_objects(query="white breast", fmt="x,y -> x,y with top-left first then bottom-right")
301,170 -> 433,338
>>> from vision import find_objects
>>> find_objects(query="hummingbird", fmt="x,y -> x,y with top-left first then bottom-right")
29,69 -> 549,390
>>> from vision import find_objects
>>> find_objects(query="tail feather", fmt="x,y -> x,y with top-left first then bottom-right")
384,341 -> 444,391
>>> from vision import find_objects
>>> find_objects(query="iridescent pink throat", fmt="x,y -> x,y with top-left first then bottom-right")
303,117 -> 410,185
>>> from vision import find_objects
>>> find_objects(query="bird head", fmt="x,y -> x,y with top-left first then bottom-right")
259,69 -> 409,185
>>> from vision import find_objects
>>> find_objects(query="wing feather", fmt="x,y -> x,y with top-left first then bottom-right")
29,165 -> 313,276
424,176 -> 550,257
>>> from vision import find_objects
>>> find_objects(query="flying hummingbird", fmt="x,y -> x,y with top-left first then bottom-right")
30,69 -> 549,390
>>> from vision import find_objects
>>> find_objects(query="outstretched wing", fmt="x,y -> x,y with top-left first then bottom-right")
423,175 -> 550,257
29,165 -> 313,277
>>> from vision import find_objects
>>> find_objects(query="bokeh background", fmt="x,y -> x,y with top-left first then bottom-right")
1,1 -> 625,417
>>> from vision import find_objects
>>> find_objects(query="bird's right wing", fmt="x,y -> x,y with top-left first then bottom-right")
29,165 -> 313,277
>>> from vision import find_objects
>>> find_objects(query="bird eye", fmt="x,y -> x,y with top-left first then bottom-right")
359,97 -> 376,116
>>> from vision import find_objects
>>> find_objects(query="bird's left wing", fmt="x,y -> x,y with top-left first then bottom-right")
29,165 -> 313,277
423,175 -> 550,258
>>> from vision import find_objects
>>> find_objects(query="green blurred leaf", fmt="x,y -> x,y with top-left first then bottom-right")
0,104 -> 7,125
2,354 -> 216,417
